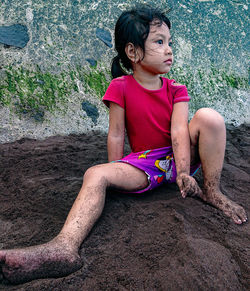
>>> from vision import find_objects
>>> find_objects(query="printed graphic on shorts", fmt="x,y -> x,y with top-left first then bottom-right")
155,155 -> 174,180
138,150 -> 152,159
166,156 -> 173,180
154,174 -> 164,184
155,155 -> 172,172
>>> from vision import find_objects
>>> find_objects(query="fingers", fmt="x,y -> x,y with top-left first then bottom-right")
181,190 -> 186,198
177,174 -> 201,198
176,176 -> 186,198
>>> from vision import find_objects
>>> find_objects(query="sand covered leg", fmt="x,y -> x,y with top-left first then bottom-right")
189,108 -> 247,224
0,165 -> 108,284
0,162 -> 148,284
0,238 -> 82,284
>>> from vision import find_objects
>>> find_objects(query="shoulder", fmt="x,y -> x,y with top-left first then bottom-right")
113,76 -> 125,81
106,76 -> 127,93
165,78 -> 188,92
163,78 -> 190,103
163,77 -> 185,87
111,75 -> 129,83
109,75 -> 135,93
103,76 -> 128,108
172,82 -> 184,86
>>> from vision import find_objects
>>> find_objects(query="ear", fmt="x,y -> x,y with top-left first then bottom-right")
125,43 -> 142,63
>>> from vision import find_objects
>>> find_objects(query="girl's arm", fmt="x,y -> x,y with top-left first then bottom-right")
107,102 -> 125,162
171,102 -> 201,197
171,102 -> 190,174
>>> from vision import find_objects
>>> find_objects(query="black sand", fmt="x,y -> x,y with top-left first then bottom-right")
0,124 -> 249,290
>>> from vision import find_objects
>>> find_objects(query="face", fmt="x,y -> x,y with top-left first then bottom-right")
137,22 -> 173,75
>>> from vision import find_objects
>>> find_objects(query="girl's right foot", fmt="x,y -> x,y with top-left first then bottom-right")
0,237 -> 82,284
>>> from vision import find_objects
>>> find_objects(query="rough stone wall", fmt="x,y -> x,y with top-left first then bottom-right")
0,0 -> 249,143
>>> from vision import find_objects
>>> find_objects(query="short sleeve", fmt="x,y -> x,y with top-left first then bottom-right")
170,80 -> 190,104
102,77 -> 125,108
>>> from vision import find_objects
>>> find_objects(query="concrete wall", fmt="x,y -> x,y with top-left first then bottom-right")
0,0 -> 249,143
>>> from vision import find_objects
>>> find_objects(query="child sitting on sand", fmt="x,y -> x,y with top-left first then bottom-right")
0,5 -> 247,284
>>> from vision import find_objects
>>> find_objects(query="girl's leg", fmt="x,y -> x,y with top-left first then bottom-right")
0,163 -> 148,284
189,108 -> 247,224
58,162 -> 148,249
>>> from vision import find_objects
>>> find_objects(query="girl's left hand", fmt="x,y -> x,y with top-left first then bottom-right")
176,173 -> 202,198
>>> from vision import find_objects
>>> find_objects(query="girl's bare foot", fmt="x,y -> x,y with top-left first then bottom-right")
201,188 -> 247,225
0,238 -> 82,284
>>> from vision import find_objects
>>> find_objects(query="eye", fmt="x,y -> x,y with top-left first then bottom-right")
169,41 -> 173,47
156,39 -> 163,45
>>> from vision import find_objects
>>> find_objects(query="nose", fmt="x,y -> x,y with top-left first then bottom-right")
165,44 -> 172,55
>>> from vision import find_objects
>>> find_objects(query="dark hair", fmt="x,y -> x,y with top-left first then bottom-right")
111,5 -> 171,78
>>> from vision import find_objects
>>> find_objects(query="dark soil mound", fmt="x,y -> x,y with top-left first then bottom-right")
0,125 -> 249,290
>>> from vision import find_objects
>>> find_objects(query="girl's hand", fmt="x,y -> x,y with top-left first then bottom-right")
176,173 -> 202,198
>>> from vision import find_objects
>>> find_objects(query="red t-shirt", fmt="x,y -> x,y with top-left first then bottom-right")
103,75 -> 190,153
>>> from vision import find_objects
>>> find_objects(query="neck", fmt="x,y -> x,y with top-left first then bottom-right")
133,70 -> 162,90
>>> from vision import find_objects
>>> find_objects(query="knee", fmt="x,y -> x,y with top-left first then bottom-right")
83,165 -> 108,187
193,108 -> 225,131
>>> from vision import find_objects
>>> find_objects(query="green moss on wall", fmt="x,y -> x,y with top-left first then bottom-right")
0,64 -> 111,121
0,65 -> 77,119
0,62 -> 248,123
168,64 -> 249,112
77,64 -> 111,99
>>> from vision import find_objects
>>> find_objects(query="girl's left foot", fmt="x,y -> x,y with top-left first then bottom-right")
202,188 -> 247,224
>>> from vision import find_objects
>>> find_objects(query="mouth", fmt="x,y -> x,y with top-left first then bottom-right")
164,59 -> 172,64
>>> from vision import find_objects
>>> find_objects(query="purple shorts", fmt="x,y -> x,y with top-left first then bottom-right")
114,146 -> 200,194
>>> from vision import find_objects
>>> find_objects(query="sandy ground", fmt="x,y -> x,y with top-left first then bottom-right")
0,124 -> 249,291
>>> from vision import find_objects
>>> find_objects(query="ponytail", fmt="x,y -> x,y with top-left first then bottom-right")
111,55 -> 127,79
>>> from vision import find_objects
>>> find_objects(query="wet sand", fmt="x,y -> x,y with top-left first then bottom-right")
0,124 -> 249,290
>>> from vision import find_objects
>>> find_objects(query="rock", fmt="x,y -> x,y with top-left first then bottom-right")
0,24 -> 29,48
86,58 -> 97,67
96,28 -> 112,48
81,100 -> 99,125
32,109 -> 45,122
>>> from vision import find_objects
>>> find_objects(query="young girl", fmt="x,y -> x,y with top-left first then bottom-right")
0,5 -> 247,284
